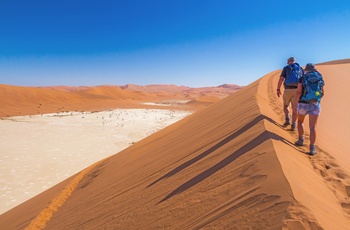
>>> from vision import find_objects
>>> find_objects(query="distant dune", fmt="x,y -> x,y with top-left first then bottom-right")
317,58 -> 350,65
1,59 -> 350,229
0,84 -> 242,118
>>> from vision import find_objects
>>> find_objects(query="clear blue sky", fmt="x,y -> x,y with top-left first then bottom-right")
1,1 -> 350,87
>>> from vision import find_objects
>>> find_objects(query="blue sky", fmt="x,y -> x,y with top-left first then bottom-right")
1,1 -> 350,87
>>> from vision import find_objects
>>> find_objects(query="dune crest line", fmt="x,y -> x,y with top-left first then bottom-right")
25,159 -> 107,230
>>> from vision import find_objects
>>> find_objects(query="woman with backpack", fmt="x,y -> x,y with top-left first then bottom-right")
293,63 -> 325,155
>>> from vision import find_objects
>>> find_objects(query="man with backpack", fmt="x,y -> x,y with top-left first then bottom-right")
293,63 -> 325,155
277,57 -> 303,130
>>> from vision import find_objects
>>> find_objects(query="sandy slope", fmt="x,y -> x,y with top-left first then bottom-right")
257,66 -> 350,229
0,109 -> 191,215
1,61 -> 350,229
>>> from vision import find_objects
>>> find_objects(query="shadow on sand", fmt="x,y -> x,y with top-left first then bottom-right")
152,114 -> 302,203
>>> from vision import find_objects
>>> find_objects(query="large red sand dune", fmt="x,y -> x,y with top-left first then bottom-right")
0,84 -> 242,118
1,60 -> 350,229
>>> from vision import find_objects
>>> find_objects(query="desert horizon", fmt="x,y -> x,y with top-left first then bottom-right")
1,59 -> 350,229
0,83 -> 242,118
0,83 -> 241,215
2,2 -> 350,229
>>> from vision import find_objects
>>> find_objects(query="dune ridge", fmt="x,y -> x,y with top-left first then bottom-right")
317,58 -> 350,65
24,158 -> 109,230
257,69 -> 350,229
0,84 -> 242,118
38,79 -> 298,229
1,60 -> 350,229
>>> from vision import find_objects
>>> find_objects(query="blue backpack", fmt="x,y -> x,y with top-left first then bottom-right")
285,63 -> 303,86
301,71 -> 324,103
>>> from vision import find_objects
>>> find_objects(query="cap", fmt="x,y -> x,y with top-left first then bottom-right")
287,57 -> 296,63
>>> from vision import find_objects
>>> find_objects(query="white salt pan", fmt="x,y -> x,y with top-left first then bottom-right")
0,109 -> 191,214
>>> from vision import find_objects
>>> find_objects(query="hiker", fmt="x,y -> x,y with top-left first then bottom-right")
277,57 -> 303,130
293,63 -> 325,155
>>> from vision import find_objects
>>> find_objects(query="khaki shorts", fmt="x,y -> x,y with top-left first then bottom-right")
283,88 -> 297,107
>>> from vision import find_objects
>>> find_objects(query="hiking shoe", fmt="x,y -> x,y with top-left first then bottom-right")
291,122 -> 296,131
309,145 -> 317,155
283,120 -> 291,127
295,137 -> 304,146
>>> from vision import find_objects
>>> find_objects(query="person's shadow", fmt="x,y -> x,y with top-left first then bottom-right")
146,114 -> 304,203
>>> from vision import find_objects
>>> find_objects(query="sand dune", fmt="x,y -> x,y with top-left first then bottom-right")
0,84 -> 242,118
0,109 -> 191,215
318,58 -> 350,65
1,60 -> 350,229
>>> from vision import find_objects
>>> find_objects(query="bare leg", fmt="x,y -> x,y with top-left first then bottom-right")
297,114 -> 305,139
283,105 -> 290,125
309,114 -> 319,145
284,105 -> 289,119
291,101 -> 297,124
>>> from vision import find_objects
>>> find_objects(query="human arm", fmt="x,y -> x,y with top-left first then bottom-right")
277,67 -> 287,97
277,77 -> 284,97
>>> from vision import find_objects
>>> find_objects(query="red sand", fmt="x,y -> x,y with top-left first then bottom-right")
1,60 -> 350,229
0,84 -> 241,118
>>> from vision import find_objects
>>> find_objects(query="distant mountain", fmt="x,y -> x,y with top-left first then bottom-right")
120,83 -> 242,94
120,84 -> 191,93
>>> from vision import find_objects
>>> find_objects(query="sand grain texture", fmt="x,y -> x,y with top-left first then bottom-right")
1,60 -> 350,229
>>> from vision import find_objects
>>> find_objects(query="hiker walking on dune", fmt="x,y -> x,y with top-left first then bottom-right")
277,57 -> 303,130
293,63 -> 325,155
